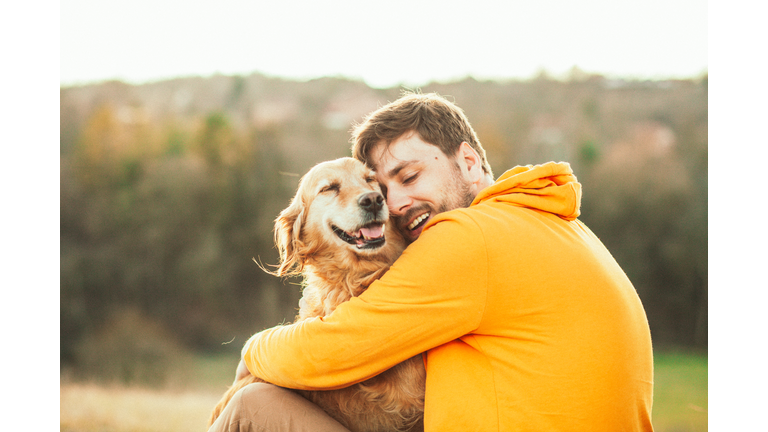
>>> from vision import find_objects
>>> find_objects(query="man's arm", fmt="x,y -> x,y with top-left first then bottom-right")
242,213 -> 488,390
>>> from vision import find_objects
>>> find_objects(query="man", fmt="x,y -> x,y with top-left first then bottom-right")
213,93 -> 654,431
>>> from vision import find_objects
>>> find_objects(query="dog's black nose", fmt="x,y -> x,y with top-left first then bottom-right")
358,192 -> 384,213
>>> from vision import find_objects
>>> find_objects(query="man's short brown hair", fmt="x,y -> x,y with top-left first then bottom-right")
351,92 -> 493,178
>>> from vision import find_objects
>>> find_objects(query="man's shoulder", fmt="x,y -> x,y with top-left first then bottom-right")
424,200 -> 551,250
424,205 -> 485,232
420,203 -> 513,244
434,199 -> 528,226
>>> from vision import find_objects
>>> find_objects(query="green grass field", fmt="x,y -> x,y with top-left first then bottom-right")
652,350 -> 708,432
60,350 -> 707,432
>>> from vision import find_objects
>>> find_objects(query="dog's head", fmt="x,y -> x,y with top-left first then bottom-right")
273,157 -> 404,276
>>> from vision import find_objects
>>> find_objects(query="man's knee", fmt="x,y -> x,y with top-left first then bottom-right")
212,382 -> 351,432
208,383 -> 286,432
234,383 -> 286,414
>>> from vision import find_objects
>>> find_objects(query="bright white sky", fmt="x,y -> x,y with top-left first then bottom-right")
60,0 -> 707,88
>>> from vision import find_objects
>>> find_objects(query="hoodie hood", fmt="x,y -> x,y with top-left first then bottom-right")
473,161 -> 582,221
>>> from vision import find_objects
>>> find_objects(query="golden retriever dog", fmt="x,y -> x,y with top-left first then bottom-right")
208,157 -> 426,432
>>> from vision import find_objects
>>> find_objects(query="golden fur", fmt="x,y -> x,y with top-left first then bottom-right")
208,157 -> 426,432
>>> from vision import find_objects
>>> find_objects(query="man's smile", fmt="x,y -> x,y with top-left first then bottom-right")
407,212 -> 430,231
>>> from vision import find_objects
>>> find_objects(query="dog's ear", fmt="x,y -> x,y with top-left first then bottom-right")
273,195 -> 306,277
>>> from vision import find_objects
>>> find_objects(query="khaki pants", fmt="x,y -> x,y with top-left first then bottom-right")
208,383 -> 351,432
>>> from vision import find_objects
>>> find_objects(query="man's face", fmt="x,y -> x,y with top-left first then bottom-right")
369,133 -> 475,244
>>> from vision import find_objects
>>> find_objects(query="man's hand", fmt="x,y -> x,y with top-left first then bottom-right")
234,357 -> 251,385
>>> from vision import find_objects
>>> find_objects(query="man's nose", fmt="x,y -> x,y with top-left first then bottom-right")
384,187 -> 411,216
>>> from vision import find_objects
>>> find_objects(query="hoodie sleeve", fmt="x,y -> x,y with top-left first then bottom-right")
242,212 -> 488,390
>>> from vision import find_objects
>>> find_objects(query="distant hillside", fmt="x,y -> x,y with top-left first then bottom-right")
61,72 -> 707,176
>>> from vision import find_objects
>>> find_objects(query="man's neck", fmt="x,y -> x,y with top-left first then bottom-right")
479,173 -> 494,190
466,173 -> 495,205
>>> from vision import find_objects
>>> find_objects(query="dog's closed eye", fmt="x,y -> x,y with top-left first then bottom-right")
320,183 -> 340,194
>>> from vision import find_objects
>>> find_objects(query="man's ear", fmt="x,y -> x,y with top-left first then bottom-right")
458,142 -> 483,183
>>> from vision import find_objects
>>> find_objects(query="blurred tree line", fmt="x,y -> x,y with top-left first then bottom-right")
60,71 -> 707,384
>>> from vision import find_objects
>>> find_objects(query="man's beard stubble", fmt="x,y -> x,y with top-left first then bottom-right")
395,163 -> 475,243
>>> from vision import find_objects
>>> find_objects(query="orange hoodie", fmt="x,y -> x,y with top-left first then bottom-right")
244,162 -> 654,432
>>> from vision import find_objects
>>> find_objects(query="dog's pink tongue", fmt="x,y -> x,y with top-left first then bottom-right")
359,225 -> 384,239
